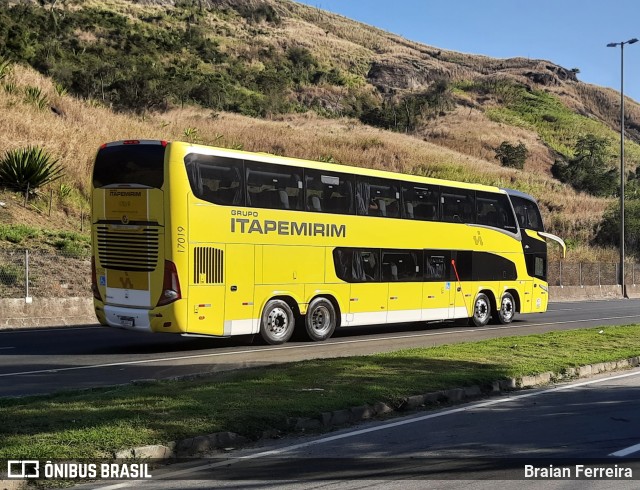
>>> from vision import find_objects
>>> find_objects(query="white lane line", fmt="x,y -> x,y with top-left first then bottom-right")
94,368 -> 640,488
3,314 -> 640,379
0,326 -> 102,334
610,443 -> 640,457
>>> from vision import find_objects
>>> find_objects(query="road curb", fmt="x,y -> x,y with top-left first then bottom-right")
114,356 -> 640,460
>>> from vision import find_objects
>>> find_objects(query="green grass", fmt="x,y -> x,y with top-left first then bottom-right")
486,87 -> 640,166
2,325 -> 640,460
0,224 -> 90,254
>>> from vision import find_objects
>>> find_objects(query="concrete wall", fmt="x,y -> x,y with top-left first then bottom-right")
1,286 -> 638,328
0,297 -> 96,328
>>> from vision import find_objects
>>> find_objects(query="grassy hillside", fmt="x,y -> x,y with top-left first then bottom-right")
1,0 -> 639,261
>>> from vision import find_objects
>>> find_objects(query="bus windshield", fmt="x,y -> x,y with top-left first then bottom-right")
510,195 -> 544,232
93,143 -> 165,188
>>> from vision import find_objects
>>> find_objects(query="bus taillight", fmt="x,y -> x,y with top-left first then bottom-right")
157,260 -> 182,306
91,257 -> 102,301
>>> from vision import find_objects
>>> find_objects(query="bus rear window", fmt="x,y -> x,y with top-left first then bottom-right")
93,144 -> 165,188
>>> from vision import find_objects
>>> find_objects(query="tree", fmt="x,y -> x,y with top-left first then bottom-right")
551,134 -> 618,196
495,141 -> 528,169
596,200 -> 640,256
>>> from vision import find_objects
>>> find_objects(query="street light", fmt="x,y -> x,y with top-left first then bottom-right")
607,37 -> 638,299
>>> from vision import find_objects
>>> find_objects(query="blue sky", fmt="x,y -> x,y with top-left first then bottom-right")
297,0 -> 640,102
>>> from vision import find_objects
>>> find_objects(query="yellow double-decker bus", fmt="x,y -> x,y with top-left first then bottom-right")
91,140 -> 564,344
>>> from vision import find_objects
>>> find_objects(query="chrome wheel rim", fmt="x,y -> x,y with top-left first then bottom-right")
501,296 -> 514,321
474,297 -> 490,323
310,305 -> 331,335
267,307 -> 289,338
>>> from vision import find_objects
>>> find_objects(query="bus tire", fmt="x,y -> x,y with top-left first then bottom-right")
494,292 -> 515,325
471,293 -> 491,327
305,297 -> 337,342
260,299 -> 295,345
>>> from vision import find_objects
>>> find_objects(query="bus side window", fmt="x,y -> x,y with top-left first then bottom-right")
441,189 -> 475,224
356,250 -> 380,281
402,184 -> 440,221
356,177 -> 400,217
424,251 -> 450,281
305,170 -> 354,214
382,250 -> 421,282
477,192 -> 517,232
246,161 -> 302,211
333,248 -> 380,282
185,154 -> 244,206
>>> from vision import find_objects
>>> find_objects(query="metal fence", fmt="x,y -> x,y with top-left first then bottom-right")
0,251 -> 638,299
547,261 -> 640,287
0,249 -> 91,299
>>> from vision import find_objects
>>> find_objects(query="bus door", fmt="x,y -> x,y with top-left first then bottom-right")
450,251 -> 473,320
383,250 -> 423,324
422,251 -> 454,322
347,249 -> 388,326
223,244 -> 256,335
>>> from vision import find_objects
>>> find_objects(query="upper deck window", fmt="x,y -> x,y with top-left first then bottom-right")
305,169 -> 355,214
476,191 -> 518,233
441,188 -> 475,224
246,161 -> 303,210
402,184 -> 440,221
185,154 -> 245,206
94,143 -> 165,188
355,177 -> 401,218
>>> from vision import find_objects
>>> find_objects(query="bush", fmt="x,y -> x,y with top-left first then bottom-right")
0,263 -> 23,286
596,200 -> 640,256
495,141 -> 528,169
0,146 -> 64,192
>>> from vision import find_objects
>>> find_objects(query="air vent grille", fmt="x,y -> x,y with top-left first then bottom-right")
194,247 -> 224,284
96,226 -> 159,272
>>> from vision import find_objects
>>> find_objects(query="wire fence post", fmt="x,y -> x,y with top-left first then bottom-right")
579,263 -> 583,287
559,261 -> 563,287
25,249 -> 32,303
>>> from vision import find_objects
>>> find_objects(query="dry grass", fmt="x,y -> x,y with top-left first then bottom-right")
0,63 -> 612,246
3,0 -> 636,256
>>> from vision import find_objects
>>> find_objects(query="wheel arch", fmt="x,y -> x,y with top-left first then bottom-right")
505,288 -> 522,313
478,288 -> 498,315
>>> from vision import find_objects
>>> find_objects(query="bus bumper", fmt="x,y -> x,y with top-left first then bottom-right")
103,305 -> 152,333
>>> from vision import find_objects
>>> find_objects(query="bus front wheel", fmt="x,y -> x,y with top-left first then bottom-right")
260,299 -> 295,345
471,293 -> 491,327
305,297 -> 337,342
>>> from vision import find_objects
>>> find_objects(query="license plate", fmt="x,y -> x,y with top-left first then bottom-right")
119,316 -> 135,328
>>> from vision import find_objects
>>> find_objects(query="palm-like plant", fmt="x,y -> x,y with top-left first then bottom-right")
0,146 -> 65,192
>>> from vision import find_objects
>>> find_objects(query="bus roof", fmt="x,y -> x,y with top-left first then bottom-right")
502,188 -> 538,203
117,139 -> 506,195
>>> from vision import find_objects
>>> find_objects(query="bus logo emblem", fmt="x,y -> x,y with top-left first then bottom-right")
119,273 -> 134,290
121,215 -> 129,224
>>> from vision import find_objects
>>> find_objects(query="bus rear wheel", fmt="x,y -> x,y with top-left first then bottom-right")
260,299 -> 295,345
471,293 -> 491,327
494,292 -> 515,324
305,297 -> 337,342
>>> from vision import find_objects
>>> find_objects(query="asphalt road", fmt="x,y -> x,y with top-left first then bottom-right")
87,368 -> 640,489
2,299 -> 640,397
